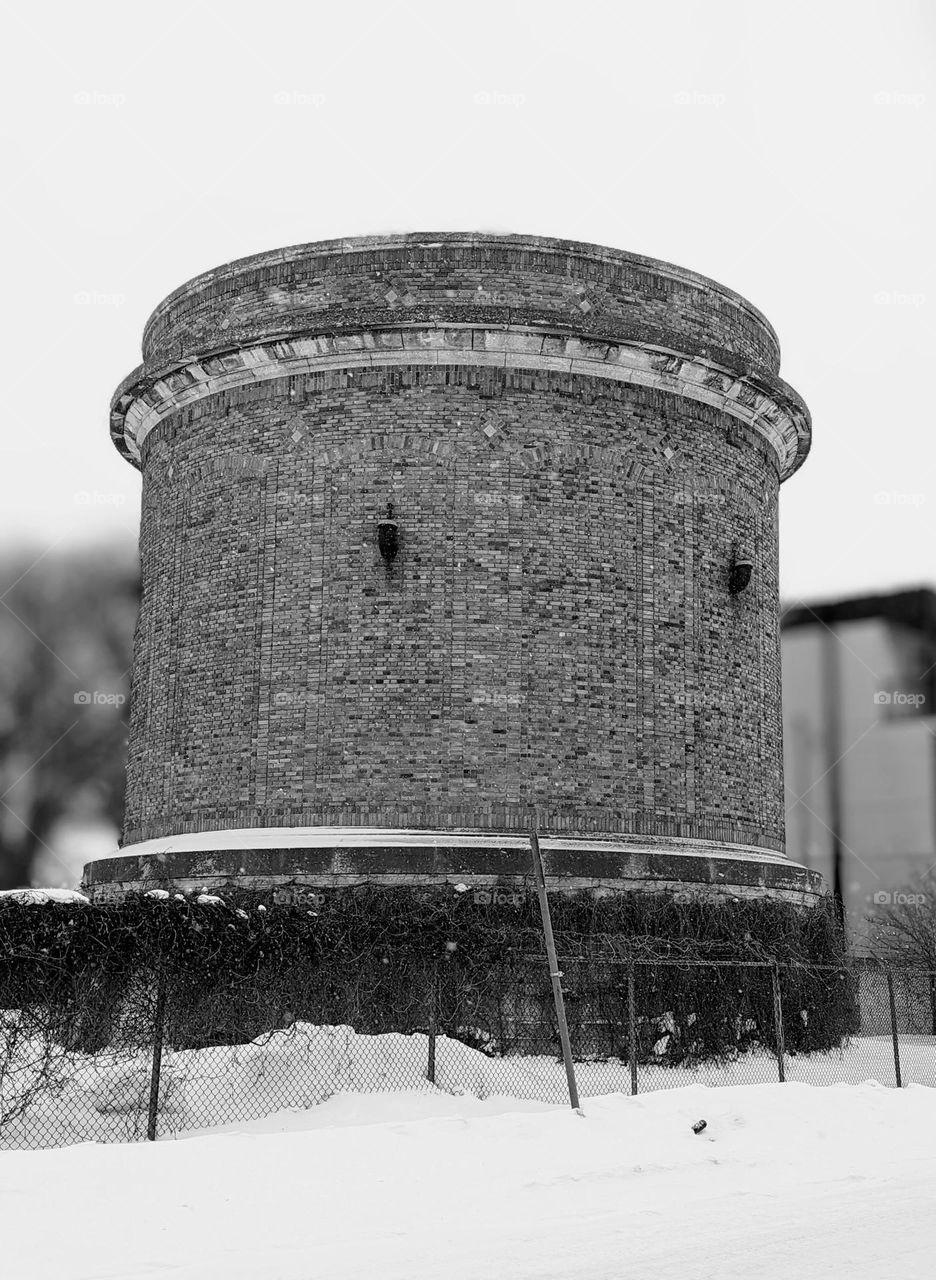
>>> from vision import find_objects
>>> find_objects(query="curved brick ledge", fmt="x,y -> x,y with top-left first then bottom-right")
82,834 -> 824,907
141,232 -> 782,376
110,326 -> 809,478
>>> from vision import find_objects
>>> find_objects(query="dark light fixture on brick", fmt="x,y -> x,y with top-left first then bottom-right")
728,552 -> 753,595
377,502 -> 399,562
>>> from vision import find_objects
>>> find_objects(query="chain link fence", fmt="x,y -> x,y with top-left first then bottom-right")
2,956 -> 933,1150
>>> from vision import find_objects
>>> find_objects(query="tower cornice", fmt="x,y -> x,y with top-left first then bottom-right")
111,323 -> 809,479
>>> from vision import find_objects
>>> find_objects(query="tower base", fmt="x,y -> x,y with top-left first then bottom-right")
82,827 -> 824,906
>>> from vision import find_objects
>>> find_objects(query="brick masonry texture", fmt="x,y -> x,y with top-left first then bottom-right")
108,234 -> 812,888
140,234 -> 782,377
126,366 -> 782,850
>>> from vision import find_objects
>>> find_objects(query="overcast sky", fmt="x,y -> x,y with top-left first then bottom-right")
1,0 -> 933,607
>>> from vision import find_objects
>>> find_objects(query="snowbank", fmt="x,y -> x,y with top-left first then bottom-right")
3,1015 -> 935,1151
0,888 -> 89,905
0,1023 -> 546,1148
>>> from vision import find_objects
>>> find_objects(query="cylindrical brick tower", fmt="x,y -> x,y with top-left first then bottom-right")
85,233 -> 821,904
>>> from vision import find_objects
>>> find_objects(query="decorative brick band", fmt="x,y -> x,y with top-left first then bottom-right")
110,325 -> 809,480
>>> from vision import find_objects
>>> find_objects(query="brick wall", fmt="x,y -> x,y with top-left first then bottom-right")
125,364 -> 784,852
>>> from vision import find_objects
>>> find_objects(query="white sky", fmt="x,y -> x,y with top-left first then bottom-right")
1,0 -> 933,607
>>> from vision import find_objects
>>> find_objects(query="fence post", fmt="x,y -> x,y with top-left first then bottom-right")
147,966 -> 167,1142
426,963 -> 437,1085
627,961 -> 638,1097
886,970 -> 902,1088
530,830 -> 581,1112
771,965 -> 786,1083
929,973 -> 936,1037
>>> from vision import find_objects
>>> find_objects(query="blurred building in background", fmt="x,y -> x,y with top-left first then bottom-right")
782,589 -> 936,939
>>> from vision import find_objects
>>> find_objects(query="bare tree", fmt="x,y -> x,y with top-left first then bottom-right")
866,868 -> 936,969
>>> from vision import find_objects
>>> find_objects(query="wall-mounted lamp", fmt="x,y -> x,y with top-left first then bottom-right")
377,502 -> 399,563
728,553 -> 753,595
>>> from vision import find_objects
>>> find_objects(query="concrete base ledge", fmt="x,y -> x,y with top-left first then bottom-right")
83,831 -> 825,907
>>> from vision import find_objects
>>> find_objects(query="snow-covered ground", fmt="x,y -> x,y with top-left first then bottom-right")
2,1022 -> 934,1149
2,1080 -> 935,1279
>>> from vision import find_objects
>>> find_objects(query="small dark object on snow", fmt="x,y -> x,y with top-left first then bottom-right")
692,1119 -> 707,1134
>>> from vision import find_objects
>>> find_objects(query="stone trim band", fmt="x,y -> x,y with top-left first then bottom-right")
110,325 -> 810,480
99,826 -> 799,868
83,830 -> 824,906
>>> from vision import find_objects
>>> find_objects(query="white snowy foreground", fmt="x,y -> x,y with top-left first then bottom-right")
2,1081 -> 935,1280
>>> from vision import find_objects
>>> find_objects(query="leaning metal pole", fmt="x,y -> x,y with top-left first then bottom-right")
530,829 -> 581,1112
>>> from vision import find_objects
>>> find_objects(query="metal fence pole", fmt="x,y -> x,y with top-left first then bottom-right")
771,965 -> 786,1083
147,967 -> 167,1142
886,970 -> 902,1088
530,830 -> 581,1112
627,961 -> 638,1096
929,973 -> 936,1037
426,964 -> 437,1085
